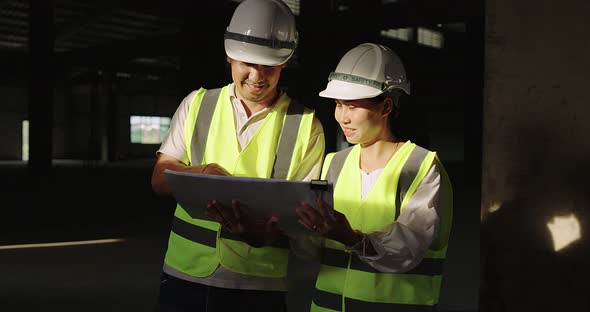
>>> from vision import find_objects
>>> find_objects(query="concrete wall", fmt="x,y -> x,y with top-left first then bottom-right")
482,0 -> 590,310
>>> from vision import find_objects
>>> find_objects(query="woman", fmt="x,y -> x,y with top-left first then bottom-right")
296,43 -> 453,312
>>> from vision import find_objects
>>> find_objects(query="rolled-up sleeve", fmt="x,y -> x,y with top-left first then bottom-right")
156,91 -> 196,165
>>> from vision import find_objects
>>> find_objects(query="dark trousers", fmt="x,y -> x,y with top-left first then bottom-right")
156,273 -> 287,312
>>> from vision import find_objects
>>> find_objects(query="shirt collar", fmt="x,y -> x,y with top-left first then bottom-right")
229,83 -> 282,110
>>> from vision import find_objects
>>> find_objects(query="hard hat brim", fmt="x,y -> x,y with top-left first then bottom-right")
319,80 -> 383,100
225,40 -> 292,66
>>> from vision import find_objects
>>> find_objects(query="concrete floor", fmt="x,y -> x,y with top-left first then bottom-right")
0,161 -> 478,312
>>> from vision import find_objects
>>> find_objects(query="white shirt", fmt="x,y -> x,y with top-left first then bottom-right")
157,84 -> 325,291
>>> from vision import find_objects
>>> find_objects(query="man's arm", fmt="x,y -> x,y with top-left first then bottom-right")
151,153 -> 229,196
151,153 -> 201,195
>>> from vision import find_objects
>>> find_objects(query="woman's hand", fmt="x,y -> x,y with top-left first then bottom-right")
296,197 -> 362,247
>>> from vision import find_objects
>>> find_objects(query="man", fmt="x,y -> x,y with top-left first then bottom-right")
150,0 -> 325,311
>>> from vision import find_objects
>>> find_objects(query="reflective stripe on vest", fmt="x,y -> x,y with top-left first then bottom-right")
272,99 -> 303,179
321,248 -> 443,276
312,143 -> 447,311
324,146 -> 352,186
192,88 -> 220,166
170,216 -> 290,249
313,288 -> 437,312
395,145 -> 429,221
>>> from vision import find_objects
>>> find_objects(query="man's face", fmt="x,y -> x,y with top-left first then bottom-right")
227,57 -> 286,104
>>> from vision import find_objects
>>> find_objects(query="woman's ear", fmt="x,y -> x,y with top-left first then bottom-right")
382,97 -> 394,117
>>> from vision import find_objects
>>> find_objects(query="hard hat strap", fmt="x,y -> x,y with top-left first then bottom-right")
328,72 -> 385,90
328,72 -> 408,94
224,31 -> 297,50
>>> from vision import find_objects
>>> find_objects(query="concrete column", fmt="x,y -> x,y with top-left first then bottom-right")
88,75 -> 101,163
482,0 -> 590,310
28,0 -> 55,174
60,64 -> 74,159
102,70 -> 117,162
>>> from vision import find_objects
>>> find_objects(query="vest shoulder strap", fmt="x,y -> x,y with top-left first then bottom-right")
394,145 -> 430,220
271,98 -> 304,179
191,88 -> 222,165
324,146 -> 354,187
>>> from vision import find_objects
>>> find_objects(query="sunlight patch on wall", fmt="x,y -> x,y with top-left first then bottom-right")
482,200 -> 503,222
546,213 -> 581,252
488,201 -> 502,214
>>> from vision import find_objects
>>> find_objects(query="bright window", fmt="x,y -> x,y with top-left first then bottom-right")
380,28 -> 414,42
130,115 -> 170,144
417,27 -> 444,48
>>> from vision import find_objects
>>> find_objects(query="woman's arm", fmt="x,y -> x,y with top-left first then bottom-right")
354,161 -> 442,273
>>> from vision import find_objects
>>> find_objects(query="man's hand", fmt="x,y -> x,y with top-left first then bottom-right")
152,155 -> 231,195
199,163 -> 231,176
206,199 -> 282,247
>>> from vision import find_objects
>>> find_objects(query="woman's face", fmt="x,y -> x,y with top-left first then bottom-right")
334,98 -> 388,145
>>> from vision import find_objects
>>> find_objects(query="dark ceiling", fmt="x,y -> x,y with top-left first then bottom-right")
0,0 -> 482,86
0,0 -> 183,52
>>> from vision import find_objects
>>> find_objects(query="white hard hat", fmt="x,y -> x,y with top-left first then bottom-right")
224,0 -> 298,66
319,43 -> 411,100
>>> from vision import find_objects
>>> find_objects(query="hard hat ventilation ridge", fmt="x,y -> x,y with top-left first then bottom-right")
224,31 -> 297,50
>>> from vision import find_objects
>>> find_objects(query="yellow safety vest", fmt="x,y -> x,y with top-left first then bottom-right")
311,142 -> 453,312
164,85 -> 317,278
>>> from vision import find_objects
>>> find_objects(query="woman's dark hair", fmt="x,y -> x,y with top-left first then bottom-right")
382,90 -> 430,146
368,91 -> 405,140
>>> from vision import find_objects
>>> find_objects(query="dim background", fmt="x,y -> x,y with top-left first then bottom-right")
1,0 -> 588,311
